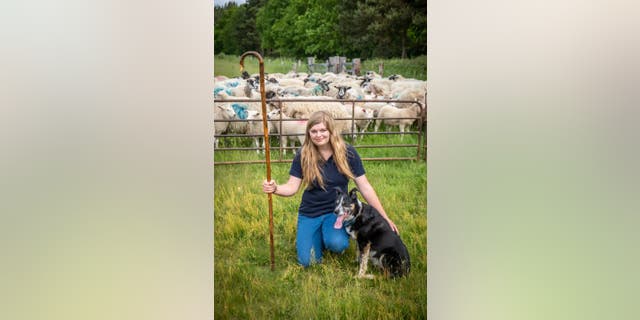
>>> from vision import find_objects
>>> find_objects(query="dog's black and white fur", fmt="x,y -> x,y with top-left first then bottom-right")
334,187 -> 410,278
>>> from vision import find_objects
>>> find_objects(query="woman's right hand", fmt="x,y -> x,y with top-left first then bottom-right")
262,179 -> 277,194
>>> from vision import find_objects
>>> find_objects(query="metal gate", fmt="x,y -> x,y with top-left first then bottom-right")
213,97 -> 427,165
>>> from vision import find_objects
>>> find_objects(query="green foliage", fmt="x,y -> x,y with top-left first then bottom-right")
214,158 -> 427,319
362,55 -> 427,80
214,1 -> 261,55
214,0 -> 427,59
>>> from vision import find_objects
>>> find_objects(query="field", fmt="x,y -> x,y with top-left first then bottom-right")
214,54 -> 427,319
214,159 -> 427,319
214,54 -> 427,80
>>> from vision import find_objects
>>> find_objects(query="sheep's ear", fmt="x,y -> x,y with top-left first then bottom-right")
346,86 -> 351,90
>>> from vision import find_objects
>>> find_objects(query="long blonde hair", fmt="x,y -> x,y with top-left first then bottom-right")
300,111 -> 355,190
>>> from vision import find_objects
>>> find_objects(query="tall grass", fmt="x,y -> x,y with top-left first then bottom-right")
214,54 -> 427,80
363,56 -> 427,80
214,159 -> 427,319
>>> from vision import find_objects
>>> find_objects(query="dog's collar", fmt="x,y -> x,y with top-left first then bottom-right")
343,218 -> 355,227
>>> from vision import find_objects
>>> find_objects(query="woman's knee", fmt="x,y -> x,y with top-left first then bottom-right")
324,236 -> 350,253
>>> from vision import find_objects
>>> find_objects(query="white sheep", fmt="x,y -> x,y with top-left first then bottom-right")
278,98 -> 351,134
342,105 -> 375,140
267,108 -> 307,155
390,79 -> 426,94
213,104 -> 237,148
362,102 -> 393,118
363,78 -> 395,98
275,78 -> 305,88
374,104 -> 423,139
393,87 -> 426,109
334,85 -> 365,100
245,110 -> 270,154
225,109 -> 270,154
279,83 -> 328,97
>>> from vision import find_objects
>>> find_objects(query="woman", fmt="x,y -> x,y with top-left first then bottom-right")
262,110 -> 398,267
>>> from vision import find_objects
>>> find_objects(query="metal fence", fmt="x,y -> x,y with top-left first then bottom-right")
213,97 -> 427,165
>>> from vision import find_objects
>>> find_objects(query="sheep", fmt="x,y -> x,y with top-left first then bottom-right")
342,105 -> 375,140
264,96 -> 350,135
279,82 -> 328,97
320,72 -> 338,83
374,104 -> 423,139
277,98 -> 351,134
363,78 -> 395,98
320,82 -> 339,98
217,79 -> 254,97
365,70 -> 382,79
228,109 -> 258,134
213,77 -> 248,98
266,108 -> 307,155
225,109 -> 270,154
393,87 -> 427,109
213,104 -> 237,148
275,78 -> 305,87
215,90 -> 269,116
334,85 -> 365,100
390,80 -> 427,98
245,110 -> 270,154
362,102 -> 393,118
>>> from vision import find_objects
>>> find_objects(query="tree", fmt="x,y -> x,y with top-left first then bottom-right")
214,2 -> 262,55
255,0 -> 290,56
215,0 -> 427,58
294,0 -> 341,58
350,0 -> 415,58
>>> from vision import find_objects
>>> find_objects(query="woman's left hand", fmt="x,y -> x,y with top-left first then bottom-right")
386,218 -> 399,234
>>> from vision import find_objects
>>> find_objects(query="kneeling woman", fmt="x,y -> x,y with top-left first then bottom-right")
262,110 -> 398,267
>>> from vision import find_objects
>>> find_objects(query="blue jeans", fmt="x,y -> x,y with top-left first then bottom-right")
296,213 -> 350,267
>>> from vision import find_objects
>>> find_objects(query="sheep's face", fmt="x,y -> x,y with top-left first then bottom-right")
335,86 -> 352,99
246,110 -> 261,120
246,78 -> 259,90
266,90 -> 277,99
266,109 -> 280,120
217,105 -> 236,119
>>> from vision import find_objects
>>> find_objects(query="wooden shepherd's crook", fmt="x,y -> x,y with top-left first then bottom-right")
239,51 -> 275,271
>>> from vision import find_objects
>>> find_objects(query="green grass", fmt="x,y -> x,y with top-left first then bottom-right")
362,56 -> 427,81
214,156 -> 427,319
214,54 -> 427,80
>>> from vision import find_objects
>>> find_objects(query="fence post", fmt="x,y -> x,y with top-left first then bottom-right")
339,56 -> 346,73
378,62 -> 384,77
329,56 -> 339,73
307,57 -> 314,73
353,58 -> 361,76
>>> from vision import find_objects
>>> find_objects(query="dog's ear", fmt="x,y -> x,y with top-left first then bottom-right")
334,187 -> 344,196
349,188 -> 359,200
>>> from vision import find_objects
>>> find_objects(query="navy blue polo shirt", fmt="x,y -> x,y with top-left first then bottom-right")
290,144 -> 365,217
